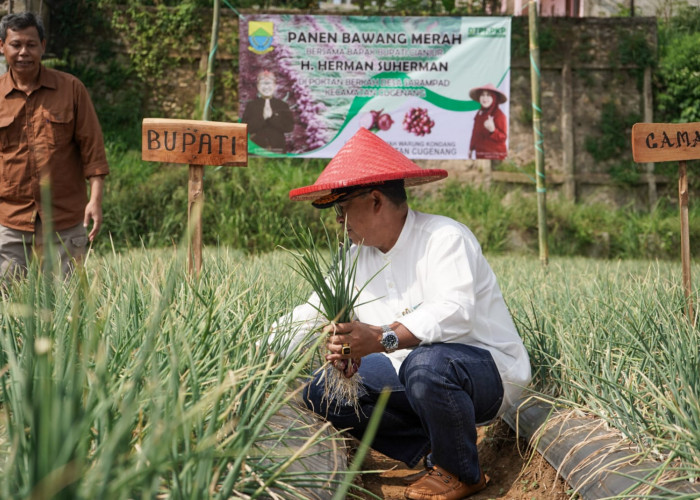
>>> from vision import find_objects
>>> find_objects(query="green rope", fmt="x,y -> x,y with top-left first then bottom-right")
202,0 -> 241,118
205,40 -> 219,115
222,0 -> 242,16
512,165 -> 538,185
529,53 -> 541,77
534,126 -> 544,153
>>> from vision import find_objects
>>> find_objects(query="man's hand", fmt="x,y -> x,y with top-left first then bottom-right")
84,175 -> 105,241
324,321 -> 383,362
263,98 -> 273,120
325,321 -> 420,364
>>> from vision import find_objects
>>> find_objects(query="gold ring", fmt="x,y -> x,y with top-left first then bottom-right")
341,343 -> 351,356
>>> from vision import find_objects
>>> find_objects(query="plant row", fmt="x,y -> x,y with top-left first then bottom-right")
1,248 -> 697,496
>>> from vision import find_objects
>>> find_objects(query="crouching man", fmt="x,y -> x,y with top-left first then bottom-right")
277,128 -> 531,500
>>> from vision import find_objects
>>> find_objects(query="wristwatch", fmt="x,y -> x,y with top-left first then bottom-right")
380,325 -> 400,353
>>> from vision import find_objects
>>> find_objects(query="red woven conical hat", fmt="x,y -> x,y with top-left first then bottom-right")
469,83 -> 507,104
289,128 -> 448,203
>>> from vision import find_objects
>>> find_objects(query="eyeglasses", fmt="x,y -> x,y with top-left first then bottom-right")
333,189 -> 372,218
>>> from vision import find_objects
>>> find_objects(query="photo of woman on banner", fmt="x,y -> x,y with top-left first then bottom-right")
468,83 -> 508,160
241,70 -> 294,153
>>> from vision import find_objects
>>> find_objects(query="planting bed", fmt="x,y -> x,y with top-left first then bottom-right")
503,400 -> 700,499
356,418 -> 570,499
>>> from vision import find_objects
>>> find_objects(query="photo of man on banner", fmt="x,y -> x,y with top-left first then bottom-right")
241,70 -> 294,154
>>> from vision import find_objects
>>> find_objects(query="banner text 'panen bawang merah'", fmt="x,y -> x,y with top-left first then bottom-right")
239,15 -> 511,160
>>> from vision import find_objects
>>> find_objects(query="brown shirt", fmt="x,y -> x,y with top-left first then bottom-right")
0,66 -> 109,231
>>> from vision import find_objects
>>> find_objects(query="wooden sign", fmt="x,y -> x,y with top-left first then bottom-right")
632,122 -> 700,163
142,118 -> 247,166
632,122 -> 695,321
141,118 -> 249,277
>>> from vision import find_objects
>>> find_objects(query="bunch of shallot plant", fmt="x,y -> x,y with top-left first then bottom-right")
289,225 -> 378,415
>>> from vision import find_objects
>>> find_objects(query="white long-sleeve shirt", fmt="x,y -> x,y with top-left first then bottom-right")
275,209 -> 531,415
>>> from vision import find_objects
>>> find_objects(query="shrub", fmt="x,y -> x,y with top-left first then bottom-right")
98,148 -> 700,260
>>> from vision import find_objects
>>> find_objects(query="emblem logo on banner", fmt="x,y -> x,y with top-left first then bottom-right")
248,21 -> 275,54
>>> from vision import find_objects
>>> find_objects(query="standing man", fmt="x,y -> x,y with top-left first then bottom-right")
277,128 -> 531,500
0,12 -> 109,279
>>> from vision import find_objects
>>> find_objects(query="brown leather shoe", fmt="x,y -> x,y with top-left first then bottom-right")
401,454 -> 432,485
401,468 -> 430,485
404,465 -> 489,500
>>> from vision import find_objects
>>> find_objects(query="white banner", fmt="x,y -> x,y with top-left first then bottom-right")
239,15 -> 511,160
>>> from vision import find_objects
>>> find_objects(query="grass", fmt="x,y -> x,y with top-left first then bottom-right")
0,246 -> 376,499
0,245 -> 698,497
495,256 -> 700,493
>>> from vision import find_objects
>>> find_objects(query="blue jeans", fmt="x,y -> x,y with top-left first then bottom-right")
303,343 -> 504,483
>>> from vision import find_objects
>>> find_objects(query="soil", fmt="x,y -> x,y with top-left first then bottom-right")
356,419 -> 571,499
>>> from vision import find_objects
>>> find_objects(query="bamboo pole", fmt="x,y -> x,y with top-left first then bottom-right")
203,0 -> 220,122
678,160 -> 694,320
529,0 -> 549,266
186,0 -> 221,276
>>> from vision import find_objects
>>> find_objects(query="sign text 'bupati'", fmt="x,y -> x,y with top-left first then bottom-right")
142,118 -> 248,166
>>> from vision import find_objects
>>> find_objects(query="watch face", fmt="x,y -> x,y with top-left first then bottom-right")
383,331 -> 399,351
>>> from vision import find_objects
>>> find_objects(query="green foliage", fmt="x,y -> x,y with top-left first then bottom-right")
584,100 -> 641,185
105,0 -> 212,5
656,6 -> 700,122
50,1 -> 212,146
440,0 -> 456,13
510,17 -> 556,60
575,34 -> 595,65
536,24 -> 558,53
74,63 -> 145,148
518,105 -> 533,126
2,247 -> 697,495
585,102 -> 637,162
386,0 -> 440,14
202,159 -> 332,252
615,27 -> 655,90
108,1 -> 206,81
49,0 -> 111,57
99,153 -> 329,252
287,226 -> 381,325
510,17 -> 528,59
98,148 -> 700,260
48,1 -> 147,147
100,146 -> 186,247
616,29 -> 655,67
411,181 -> 518,254
0,249 -> 371,498
43,3 -> 700,261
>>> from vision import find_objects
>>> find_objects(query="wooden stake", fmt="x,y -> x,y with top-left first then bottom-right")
188,165 -> 204,276
678,160 -> 694,320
